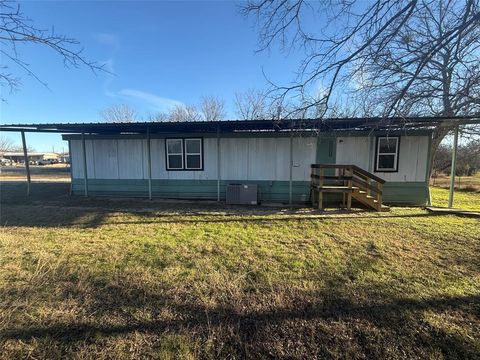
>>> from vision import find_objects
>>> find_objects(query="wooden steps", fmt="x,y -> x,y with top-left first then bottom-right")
353,189 -> 390,212
310,164 -> 390,212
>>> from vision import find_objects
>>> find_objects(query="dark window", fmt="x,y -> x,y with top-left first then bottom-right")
186,154 -> 201,169
376,137 -> 399,172
166,139 -> 183,170
184,139 -> 202,170
165,138 -> 203,171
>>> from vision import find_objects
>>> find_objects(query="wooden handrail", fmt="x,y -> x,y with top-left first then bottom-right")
311,174 -> 353,180
351,165 -> 386,184
311,164 -> 385,184
352,177 -> 382,195
311,164 -> 351,169
310,163 -> 387,211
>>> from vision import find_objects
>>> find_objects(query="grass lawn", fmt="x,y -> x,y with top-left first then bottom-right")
0,165 -> 70,180
0,182 -> 479,359
430,186 -> 480,211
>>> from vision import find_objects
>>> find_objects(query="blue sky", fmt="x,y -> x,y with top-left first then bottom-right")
1,0 -> 304,151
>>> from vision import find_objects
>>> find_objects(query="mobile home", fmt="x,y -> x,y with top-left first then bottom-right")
58,118 -> 432,206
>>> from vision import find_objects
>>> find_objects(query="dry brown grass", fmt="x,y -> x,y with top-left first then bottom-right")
0,182 -> 479,359
430,172 -> 480,192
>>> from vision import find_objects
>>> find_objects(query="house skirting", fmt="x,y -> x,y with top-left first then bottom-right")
382,182 -> 429,205
71,179 -> 429,205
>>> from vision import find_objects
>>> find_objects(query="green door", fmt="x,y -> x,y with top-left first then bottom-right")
316,136 -> 336,176
316,136 -> 336,164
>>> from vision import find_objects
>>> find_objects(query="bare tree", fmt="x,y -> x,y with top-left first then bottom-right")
234,89 -> 269,120
243,0 -> 480,175
100,104 -> 138,123
354,0 -> 480,175
200,96 -> 226,121
0,135 -> 15,153
147,112 -> 169,122
147,97 -> 224,122
242,0 -> 480,114
434,139 -> 480,175
0,135 -> 35,153
0,0 -> 105,98
168,104 -> 202,122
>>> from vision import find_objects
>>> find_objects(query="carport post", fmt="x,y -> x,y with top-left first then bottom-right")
81,131 -> 88,197
21,131 -> 31,196
68,140 -> 73,195
146,128 -> 152,200
217,125 -> 221,202
448,125 -> 459,208
289,120 -> 293,205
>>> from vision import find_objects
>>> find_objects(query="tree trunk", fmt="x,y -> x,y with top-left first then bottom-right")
427,51 -> 455,180
428,125 -> 453,180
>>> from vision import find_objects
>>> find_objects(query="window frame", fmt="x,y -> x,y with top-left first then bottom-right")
374,136 -> 400,172
184,138 -> 203,170
165,138 -> 184,170
165,137 -> 204,171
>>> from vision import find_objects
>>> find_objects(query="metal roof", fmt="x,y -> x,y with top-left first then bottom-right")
0,116 -> 479,134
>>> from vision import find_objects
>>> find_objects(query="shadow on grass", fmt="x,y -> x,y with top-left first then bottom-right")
1,182 -> 447,228
8,180 -> 469,235
1,276 -> 478,358
0,203 -> 446,228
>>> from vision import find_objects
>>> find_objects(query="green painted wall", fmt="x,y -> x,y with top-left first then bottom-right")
71,178 -> 428,205
382,182 -> 429,205
71,179 -> 311,202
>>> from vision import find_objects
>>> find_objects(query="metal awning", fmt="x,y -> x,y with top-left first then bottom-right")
1,116 -> 479,134
2,116 -> 479,206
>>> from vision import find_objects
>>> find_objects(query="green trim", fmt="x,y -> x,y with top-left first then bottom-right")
71,179 -> 428,205
382,182 -> 429,205
71,179 -> 312,203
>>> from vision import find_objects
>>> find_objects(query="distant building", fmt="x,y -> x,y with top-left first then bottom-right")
2,152 -> 60,162
58,154 -> 70,163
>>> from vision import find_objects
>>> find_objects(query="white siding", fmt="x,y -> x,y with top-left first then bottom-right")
380,136 -> 429,182
336,137 -> 370,170
70,139 -> 95,178
247,138 -> 277,180
293,137 -> 317,181
118,139 -> 144,179
275,138 -> 290,180
220,138 -> 249,180
86,140 -> 96,178
219,137 -> 316,181
335,135 -> 429,182
70,140 -> 83,179
93,140 -> 118,179
71,136 -> 317,182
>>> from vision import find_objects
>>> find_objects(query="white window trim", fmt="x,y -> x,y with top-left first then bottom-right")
166,138 -> 184,170
376,136 -> 399,172
184,138 -> 203,170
